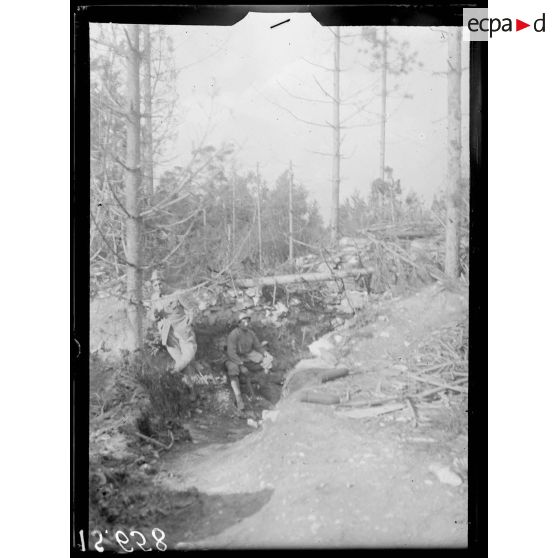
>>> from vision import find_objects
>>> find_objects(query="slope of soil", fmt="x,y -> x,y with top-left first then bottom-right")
151,284 -> 468,548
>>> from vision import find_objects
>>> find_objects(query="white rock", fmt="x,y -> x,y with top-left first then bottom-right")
262,410 -> 279,423
269,301 -> 288,321
308,336 -> 336,362
428,463 -> 463,486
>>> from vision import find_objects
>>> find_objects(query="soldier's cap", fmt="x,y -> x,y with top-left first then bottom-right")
238,312 -> 251,323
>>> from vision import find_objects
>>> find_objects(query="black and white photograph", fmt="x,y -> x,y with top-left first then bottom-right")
75,4 -> 482,551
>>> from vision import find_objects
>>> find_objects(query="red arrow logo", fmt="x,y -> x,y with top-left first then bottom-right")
516,19 -> 530,31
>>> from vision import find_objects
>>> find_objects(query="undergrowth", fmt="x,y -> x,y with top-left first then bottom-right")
135,370 -> 193,423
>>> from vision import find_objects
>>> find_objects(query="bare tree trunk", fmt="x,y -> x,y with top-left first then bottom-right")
445,27 -> 462,279
125,24 -> 143,349
379,27 -> 388,185
142,25 -> 154,196
330,26 -> 341,245
231,171 -> 236,255
289,160 -> 294,262
256,163 -> 263,271
202,208 -> 207,253
389,179 -> 396,224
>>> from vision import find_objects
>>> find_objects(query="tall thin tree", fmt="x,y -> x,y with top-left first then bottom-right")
142,25 -> 154,196
289,160 -> 295,261
125,24 -> 143,349
445,27 -> 462,279
361,26 -> 421,220
268,28 -> 377,247
379,27 -> 388,185
331,27 -> 341,244
231,169 -> 237,255
256,163 -> 263,271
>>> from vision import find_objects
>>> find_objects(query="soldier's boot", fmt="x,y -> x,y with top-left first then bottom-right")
230,378 -> 245,411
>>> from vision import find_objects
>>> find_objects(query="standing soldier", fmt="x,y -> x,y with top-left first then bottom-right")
149,270 -> 198,400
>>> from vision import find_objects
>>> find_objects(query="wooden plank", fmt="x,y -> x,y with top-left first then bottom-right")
234,268 -> 375,288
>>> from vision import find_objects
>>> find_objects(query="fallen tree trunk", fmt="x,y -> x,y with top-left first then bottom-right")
234,268 -> 375,288
300,391 -> 341,405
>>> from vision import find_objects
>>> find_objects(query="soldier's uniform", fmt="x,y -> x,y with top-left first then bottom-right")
225,317 -> 282,406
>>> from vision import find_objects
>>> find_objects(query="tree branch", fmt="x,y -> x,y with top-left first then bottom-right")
104,167 -> 132,218
264,96 -> 333,128
90,211 -> 146,269
312,74 -> 337,102
140,131 -> 225,218
276,80 -> 330,104
150,219 -> 196,268
91,98 -> 127,118
122,26 -> 139,55
114,155 -> 141,174
155,206 -> 205,230
90,36 -> 125,57
341,98 -> 381,126
302,56 -> 336,72
343,79 -> 381,101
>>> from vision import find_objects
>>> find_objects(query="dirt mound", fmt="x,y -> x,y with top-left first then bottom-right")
158,397 -> 467,548
155,284 -> 469,548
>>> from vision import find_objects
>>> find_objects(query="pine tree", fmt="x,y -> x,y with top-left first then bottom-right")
445,27 -> 462,279
124,24 -> 143,349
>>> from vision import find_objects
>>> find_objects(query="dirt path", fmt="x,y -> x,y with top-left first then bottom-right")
157,402 -> 467,548
150,285 -> 469,548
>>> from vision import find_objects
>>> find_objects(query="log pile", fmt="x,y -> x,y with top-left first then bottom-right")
406,320 -> 468,382
336,318 -> 469,427
228,225 -> 445,300
204,226 -> 446,324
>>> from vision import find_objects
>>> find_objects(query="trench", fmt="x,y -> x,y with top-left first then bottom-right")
89,298 -> 342,549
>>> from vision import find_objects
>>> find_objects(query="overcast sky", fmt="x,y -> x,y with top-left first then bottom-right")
159,13 -> 469,219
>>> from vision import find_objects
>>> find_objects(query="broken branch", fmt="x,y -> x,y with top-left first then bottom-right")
135,430 -> 174,451
406,372 -> 468,394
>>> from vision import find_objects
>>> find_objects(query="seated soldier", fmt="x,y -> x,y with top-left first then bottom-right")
225,312 -> 277,411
